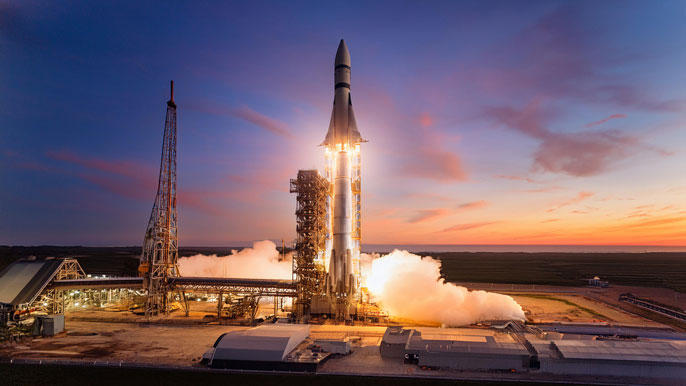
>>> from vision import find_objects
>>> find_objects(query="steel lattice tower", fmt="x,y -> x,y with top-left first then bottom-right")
139,81 -> 179,317
290,170 -> 329,319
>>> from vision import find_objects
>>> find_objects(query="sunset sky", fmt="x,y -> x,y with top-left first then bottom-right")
1,1 -> 685,246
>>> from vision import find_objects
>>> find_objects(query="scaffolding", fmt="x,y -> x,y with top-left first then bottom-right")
290,170 -> 329,319
139,81 -> 179,317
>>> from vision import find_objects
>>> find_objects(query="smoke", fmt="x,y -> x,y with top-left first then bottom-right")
178,240 -> 292,279
363,250 -> 525,326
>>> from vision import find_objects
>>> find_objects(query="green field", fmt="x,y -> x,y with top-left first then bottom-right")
1,246 -> 684,293
427,252 -> 686,293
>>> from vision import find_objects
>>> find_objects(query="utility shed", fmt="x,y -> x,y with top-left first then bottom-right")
379,326 -> 413,358
541,340 -> 686,380
406,329 -> 530,371
210,324 -> 310,370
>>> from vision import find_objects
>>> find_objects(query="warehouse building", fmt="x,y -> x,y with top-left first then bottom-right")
208,324 -> 326,371
380,327 -> 531,371
379,326 -> 413,358
539,339 -> 686,379
407,328 -> 531,371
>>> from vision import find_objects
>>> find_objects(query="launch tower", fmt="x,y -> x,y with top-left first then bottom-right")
139,81 -> 179,317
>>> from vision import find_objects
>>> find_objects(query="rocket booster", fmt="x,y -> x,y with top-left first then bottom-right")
322,40 -> 365,312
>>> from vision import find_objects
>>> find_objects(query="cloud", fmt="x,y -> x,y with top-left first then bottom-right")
520,186 -> 564,193
419,112 -> 433,127
584,113 -> 626,128
533,130 -> 639,176
45,150 -> 230,214
496,175 -> 539,183
46,150 -> 156,200
483,100 -> 655,177
464,5 -> 680,177
478,5 -> 685,112
47,150 -> 154,180
229,106 -> 294,139
547,191 -> 594,212
186,102 -> 293,138
406,200 -> 488,224
407,208 -> 449,223
406,147 -> 468,182
606,216 -> 686,232
441,221 -> 500,232
456,200 -> 489,211
405,192 -> 454,202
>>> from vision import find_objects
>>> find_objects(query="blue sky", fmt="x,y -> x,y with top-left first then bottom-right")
1,0 -> 685,246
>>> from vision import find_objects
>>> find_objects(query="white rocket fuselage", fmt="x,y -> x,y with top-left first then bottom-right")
322,40 -> 364,313
331,150 -> 353,293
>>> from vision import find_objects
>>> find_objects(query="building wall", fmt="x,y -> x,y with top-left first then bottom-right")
418,352 -> 528,371
540,358 -> 686,379
379,342 -> 406,358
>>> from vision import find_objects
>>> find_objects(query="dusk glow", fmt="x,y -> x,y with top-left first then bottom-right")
1,1 -> 684,247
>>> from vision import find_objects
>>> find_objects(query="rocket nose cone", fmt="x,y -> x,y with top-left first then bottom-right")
335,39 -> 351,67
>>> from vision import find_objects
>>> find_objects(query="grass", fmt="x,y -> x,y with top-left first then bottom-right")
513,294 -> 608,320
424,252 -> 686,293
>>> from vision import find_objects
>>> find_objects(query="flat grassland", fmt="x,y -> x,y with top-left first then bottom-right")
428,252 -> 686,293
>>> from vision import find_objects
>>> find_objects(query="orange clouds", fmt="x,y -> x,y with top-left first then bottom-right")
584,113 -> 626,128
457,200 -> 489,211
407,208 -> 449,223
419,112 -> 433,127
406,200 -> 490,224
442,221 -> 500,232
406,147 -> 468,182
547,191 -> 594,212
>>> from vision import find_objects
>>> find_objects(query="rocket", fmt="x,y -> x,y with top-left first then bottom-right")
322,40 -> 365,317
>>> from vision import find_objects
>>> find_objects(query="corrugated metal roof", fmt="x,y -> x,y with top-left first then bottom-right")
213,324 -> 310,362
406,330 -> 529,355
0,259 -> 64,306
553,340 -> 686,364
381,326 -> 413,344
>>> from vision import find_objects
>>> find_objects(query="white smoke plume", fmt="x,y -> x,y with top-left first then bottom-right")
363,250 -> 525,326
178,240 -> 292,279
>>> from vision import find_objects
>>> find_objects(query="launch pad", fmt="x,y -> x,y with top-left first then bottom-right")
2,39 -> 686,385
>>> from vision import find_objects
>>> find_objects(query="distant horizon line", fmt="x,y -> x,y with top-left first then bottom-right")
2,242 -> 685,248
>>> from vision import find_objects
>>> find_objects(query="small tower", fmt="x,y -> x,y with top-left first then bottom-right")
139,81 -> 179,317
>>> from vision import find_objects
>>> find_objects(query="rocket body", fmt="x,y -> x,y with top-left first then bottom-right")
322,40 -> 364,317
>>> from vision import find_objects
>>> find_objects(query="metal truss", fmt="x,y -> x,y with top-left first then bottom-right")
290,170 -> 329,318
139,81 -> 179,317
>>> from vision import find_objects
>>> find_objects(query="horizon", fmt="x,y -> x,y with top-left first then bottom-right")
3,242 -> 685,254
1,1 -> 685,246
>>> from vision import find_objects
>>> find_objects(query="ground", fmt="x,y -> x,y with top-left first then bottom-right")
2,285 -> 684,386
510,293 -> 663,326
2,285 -> 682,366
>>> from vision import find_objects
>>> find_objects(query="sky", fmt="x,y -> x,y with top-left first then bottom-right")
1,0 -> 685,247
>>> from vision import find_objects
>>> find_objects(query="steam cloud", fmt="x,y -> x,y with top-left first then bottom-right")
178,240 -> 292,279
178,241 -> 525,326
363,250 -> 525,326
